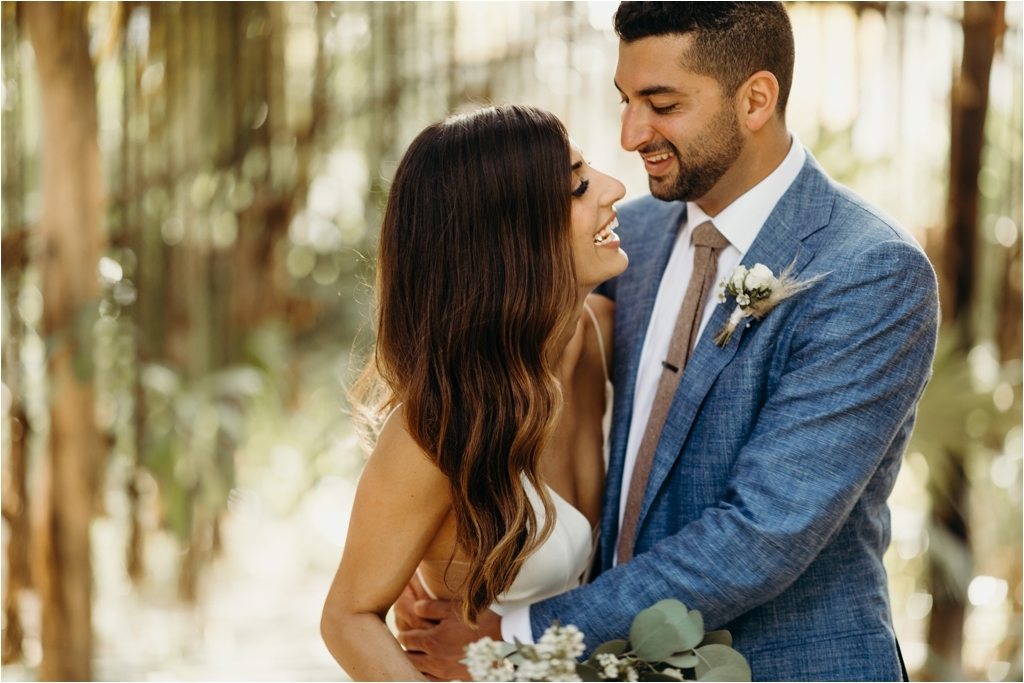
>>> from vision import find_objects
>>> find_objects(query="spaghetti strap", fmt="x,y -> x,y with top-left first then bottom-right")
582,301 -> 610,385
382,402 -> 402,427
415,566 -> 440,600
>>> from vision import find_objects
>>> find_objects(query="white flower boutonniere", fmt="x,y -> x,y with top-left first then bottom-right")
713,262 -> 820,348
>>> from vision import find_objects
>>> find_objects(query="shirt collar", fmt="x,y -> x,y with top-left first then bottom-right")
686,131 -> 806,254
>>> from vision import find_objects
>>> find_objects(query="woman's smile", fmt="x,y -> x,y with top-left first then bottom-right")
593,214 -> 620,246
569,139 -> 628,289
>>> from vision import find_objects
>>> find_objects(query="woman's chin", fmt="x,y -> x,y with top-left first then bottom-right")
607,249 -> 629,278
582,251 -> 629,290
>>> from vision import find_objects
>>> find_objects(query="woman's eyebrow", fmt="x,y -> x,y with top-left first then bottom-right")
571,160 -> 583,171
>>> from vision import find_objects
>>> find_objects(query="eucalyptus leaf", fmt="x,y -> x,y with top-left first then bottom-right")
588,639 -> 631,661
698,630 -> 732,648
645,601 -> 703,654
639,673 -> 685,682
650,598 -> 689,619
664,653 -> 699,668
672,611 -> 704,651
496,641 -> 518,659
576,662 -> 603,682
697,665 -> 752,682
694,645 -> 751,680
506,652 -> 525,666
631,606 -> 685,662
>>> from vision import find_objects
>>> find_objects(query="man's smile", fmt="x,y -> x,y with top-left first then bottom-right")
641,149 -> 677,176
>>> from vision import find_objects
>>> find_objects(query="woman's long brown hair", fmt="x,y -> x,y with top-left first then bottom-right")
350,105 -> 577,624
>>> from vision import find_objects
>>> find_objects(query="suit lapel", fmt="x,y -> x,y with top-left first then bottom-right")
633,154 -> 837,539
600,200 -> 685,568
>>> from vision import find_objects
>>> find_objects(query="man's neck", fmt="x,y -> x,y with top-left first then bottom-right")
696,127 -> 792,218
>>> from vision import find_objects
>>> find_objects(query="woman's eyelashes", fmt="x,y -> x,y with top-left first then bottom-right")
572,178 -> 590,198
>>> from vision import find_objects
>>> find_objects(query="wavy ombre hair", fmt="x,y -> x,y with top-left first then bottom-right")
351,105 -> 578,624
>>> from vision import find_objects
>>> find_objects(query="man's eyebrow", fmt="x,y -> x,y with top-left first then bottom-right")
637,85 -> 681,97
614,79 -> 681,98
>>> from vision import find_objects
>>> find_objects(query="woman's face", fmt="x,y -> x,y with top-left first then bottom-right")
570,140 -> 628,290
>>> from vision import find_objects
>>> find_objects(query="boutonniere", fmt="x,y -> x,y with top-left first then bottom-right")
713,263 -> 820,348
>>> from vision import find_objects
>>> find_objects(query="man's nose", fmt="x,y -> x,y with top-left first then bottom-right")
620,104 -> 654,152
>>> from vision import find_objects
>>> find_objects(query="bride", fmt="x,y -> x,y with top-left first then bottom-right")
320,104 -> 627,681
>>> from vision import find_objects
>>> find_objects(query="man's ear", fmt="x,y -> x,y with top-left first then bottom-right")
738,70 -> 780,133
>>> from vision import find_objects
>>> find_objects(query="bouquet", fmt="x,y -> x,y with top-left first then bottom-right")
463,599 -> 751,682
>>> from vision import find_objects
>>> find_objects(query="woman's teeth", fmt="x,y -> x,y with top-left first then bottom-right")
594,217 -> 619,245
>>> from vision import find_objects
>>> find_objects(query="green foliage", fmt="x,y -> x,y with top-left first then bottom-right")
590,640 -> 631,658
907,328 -> 1022,602
139,360 -> 267,540
468,600 -> 750,682
582,599 -> 750,682
71,301 -> 100,383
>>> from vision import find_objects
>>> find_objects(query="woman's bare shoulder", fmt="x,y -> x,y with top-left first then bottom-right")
362,406 -> 449,499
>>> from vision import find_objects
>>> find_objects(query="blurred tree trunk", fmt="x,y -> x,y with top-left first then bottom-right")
1,2 -> 32,666
927,3 -> 1005,680
112,1 -> 319,603
1,237 -> 31,668
23,3 -> 106,680
941,0 -> 1005,342
0,364 -> 31,667
230,3 -> 291,334
996,239 -> 1022,361
173,0 -> 216,604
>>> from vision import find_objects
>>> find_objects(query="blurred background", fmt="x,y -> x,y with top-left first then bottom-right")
0,1 -> 1020,681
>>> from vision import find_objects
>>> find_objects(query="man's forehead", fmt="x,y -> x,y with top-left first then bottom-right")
614,33 -> 699,93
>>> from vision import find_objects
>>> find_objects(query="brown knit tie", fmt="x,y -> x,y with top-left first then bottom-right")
617,221 -> 731,564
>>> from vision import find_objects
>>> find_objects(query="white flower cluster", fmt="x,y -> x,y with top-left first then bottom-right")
594,653 -> 639,681
745,263 -> 776,291
466,625 -> 585,682
465,638 -> 515,682
718,263 -> 778,308
517,624 -> 585,682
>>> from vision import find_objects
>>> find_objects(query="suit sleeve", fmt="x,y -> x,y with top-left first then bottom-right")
527,238 -> 939,648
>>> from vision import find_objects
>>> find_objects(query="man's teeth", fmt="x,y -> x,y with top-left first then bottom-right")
645,152 -> 673,163
594,217 -> 619,245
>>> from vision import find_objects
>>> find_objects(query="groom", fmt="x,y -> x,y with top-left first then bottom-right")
397,3 -> 938,680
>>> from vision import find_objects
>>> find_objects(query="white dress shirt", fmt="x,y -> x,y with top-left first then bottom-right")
501,133 -> 806,644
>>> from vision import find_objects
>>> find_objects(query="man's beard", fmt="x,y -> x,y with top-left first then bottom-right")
646,106 -> 744,203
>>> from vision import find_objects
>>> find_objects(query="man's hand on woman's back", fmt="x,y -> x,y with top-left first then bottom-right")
395,574 -> 503,680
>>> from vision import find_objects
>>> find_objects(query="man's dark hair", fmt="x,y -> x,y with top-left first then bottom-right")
614,2 -> 795,117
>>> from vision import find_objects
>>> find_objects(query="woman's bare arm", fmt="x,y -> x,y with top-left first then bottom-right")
320,409 -> 451,681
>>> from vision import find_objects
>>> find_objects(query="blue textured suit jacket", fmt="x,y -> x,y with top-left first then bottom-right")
529,152 -> 939,681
